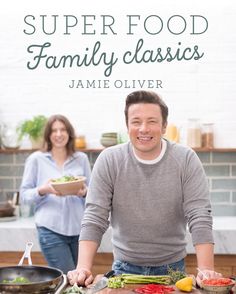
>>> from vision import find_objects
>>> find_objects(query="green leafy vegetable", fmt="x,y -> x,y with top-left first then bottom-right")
63,284 -> 86,294
52,175 -> 79,183
17,115 -> 47,141
2,276 -> 30,284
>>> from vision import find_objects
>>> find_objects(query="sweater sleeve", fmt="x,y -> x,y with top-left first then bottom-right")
79,149 -> 113,244
182,150 -> 214,245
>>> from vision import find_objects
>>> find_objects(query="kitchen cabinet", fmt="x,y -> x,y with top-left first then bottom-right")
0,252 -> 235,278
96,254 -> 236,278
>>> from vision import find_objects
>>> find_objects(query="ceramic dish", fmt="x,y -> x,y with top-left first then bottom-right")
50,176 -> 86,196
100,132 -> 118,147
100,137 -> 118,147
0,202 -> 15,217
201,278 -> 235,294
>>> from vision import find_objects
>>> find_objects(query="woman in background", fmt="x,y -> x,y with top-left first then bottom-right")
20,114 -> 91,273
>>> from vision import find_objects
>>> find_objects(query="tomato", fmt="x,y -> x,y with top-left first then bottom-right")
202,278 -> 233,286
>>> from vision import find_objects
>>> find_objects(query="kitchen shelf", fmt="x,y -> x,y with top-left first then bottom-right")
193,148 -> 236,152
1,147 -> 236,154
0,148 -> 104,154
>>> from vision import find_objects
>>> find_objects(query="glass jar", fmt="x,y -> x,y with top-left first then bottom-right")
164,123 -> 180,143
202,123 -> 214,148
1,123 -> 21,149
187,118 -> 202,148
75,135 -> 86,149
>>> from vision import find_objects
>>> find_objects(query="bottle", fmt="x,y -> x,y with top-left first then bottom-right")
187,119 -> 202,148
75,135 -> 86,149
164,124 -> 179,143
202,123 -> 214,148
12,191 -> 20,217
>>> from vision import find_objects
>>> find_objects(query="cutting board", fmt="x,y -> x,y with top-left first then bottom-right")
94,284 -> 203,294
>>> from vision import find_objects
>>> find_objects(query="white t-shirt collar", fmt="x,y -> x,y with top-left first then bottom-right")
133,138 -> 167,164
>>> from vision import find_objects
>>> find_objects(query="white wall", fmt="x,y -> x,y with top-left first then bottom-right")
0,0 -> 236,148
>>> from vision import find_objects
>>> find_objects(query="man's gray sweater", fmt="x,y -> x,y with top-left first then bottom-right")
80,140 -> 213,266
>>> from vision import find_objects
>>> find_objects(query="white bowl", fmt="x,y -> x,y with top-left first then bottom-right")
50,176 -> 86,196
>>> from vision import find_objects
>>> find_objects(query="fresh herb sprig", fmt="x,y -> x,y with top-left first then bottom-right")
167,268 -> 187,284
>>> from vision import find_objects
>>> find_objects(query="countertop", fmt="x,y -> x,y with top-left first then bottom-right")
62,281 -> 236,294
0,217 -> 236,254
63,285 -> 202,294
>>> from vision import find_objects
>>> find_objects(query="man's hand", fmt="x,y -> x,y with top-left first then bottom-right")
196,269 -> 222,287
67,268 -> 94,286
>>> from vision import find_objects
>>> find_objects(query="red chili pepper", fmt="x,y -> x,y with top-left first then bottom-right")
134,284 -> 175,294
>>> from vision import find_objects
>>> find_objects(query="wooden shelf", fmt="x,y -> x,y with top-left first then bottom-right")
0,147 -> 236,154
193,148 -> 236,152
0,148 -> 104,154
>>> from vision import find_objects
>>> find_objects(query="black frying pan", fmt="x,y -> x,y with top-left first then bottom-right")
0,265 -> 64,293
0,242 -> 66,293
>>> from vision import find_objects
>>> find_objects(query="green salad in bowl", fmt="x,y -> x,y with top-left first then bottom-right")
51,175 -> 80,183
50,175 -> 86,196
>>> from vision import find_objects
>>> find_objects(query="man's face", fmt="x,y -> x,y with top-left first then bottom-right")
127,103 -> 167,160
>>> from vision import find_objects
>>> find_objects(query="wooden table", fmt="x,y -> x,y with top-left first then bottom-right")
63,273 -> 205,294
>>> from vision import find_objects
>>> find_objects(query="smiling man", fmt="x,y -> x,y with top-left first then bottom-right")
68,90 -> 221,286
126,97 -> 167,160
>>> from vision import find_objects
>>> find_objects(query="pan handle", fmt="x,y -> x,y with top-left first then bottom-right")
54,274 -> 68,294
18,242 -> 33,266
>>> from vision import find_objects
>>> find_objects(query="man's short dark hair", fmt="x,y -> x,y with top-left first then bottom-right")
124,90 -> 168,126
